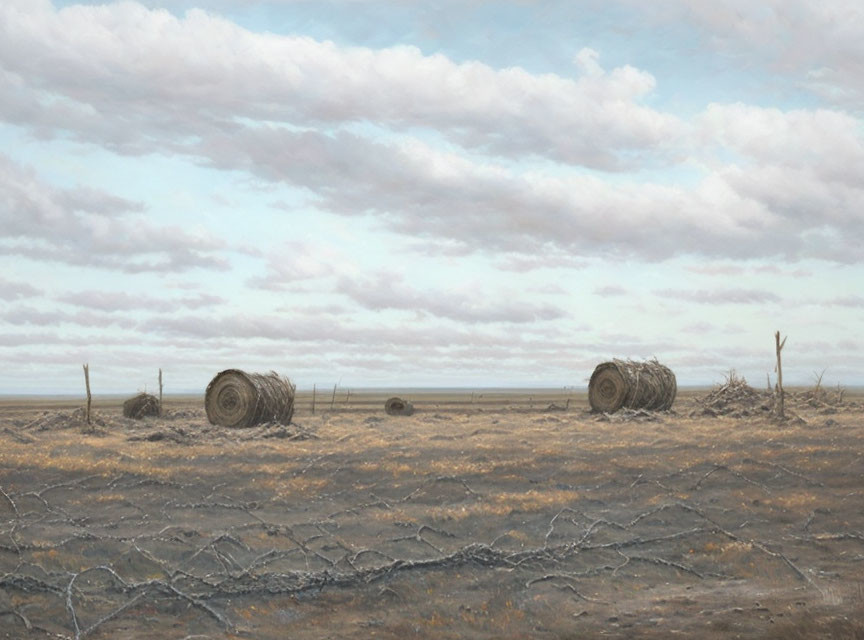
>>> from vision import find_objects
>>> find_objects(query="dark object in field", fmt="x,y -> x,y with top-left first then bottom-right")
385,397 -> 414,416
588,359 -> 676,413
122,393 -> 160,419
205,369 -> 295,428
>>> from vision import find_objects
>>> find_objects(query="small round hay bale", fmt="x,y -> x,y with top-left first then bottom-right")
588,359 -> 676,413
123,392 -> 160,419
385,397 -> 414,416
205,369 -> 295,428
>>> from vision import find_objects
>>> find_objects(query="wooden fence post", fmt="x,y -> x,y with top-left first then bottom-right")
774,331 -> 787,420
83,363 -> 92,425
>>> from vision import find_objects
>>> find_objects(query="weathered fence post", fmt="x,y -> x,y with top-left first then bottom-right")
83,363 -> 92,425
774,331 -> 787,420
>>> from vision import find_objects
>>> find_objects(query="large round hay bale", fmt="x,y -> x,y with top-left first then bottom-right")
588,359 -> 677,413
123,392 -> 160,419
205,369 -> 295,428
385,397 -> 414,416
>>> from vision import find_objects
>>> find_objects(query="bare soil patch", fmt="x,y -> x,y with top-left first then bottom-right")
1,390 -> 863,639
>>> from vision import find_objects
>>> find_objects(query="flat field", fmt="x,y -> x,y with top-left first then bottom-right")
1,389 -> 863,639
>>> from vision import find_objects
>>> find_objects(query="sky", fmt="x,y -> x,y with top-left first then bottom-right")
1,0 -> 863,393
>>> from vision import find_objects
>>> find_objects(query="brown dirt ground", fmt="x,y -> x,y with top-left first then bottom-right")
1,389 -> 863,639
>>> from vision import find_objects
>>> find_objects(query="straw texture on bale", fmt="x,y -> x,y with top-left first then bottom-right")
205,369 -> 295,428
385,397 -> 414,416
588,359 -> 677,413
123,392 -> 160,419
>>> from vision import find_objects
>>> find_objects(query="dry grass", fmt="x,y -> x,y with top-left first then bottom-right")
0,390 -> 863,639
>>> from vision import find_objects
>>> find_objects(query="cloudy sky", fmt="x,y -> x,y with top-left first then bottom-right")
1,0 -> 863,393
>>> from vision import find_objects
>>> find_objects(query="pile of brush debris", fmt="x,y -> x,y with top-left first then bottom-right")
2,406 -> 318,444
691,372 -> 773,418
12,408 -> 110,431
790,386 -> 850,413
126,420 -> 318,444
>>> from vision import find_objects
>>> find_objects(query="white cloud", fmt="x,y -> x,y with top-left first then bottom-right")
686,262 -> 813,278
818,295 -> 864,308
195,125 -> 864,263
0,328 -> 136,347
1,3 -> 862,267
2,306 -> 138,330
656,288 -> 783,304
247,241 -> 357,290
593,284 -> 628,297
630,1 -> 864,108
574,47 -> 603,76
699,104 -> 864,188
493,253 -> 590,272
0,276 -> 40,300
0,154 -> 228,272
144,311 -> 510,346
0,0 -> 678,167
335,272 -> 567,323
56,290 -> 224,312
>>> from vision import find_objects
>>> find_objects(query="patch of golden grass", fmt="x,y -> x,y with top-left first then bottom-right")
489,489 -> 579,512
84,492 -> 127,504
28,549 -> 91,572
0,436 -> 324,484
766,492 -> 820,509
504,529 -> 533,543
365,458 -> 501,477
372,488 -> 580,522
354,460 -> 422,478
274,476 -> 331,497
219,460 -> 307,479
0,443 -> 180,479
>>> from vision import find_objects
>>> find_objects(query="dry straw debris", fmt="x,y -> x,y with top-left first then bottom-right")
690,371 -> 772,418
588,359 -> 677,413
594,408 -> 664,423
791,382 -> 850,413
204,369 -> 296,428
385,397 -> 415,416
122,392 -> 160,419
17,408 -> 106,432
